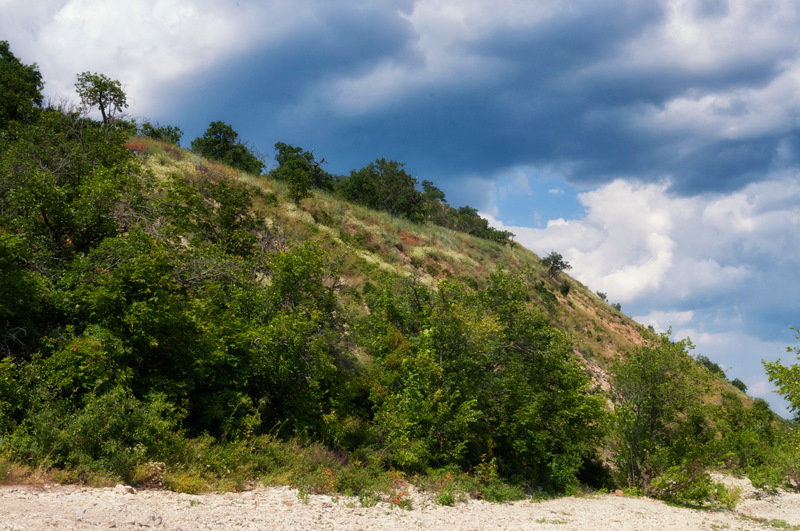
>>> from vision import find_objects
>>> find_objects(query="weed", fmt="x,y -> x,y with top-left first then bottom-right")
359,491 -> 381,507
297,485 -> 310,504
435,488 -> 456,506
163,470 -> 205,494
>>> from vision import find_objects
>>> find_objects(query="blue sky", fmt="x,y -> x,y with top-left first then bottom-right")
3,0 -> 799,416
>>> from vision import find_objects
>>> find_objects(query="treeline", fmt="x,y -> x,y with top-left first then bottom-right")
174,123 -> 515,244
269,143 -> 515,244
1,41 -> 799,502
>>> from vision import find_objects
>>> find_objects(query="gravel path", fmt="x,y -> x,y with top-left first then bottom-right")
1,477 -> 798,530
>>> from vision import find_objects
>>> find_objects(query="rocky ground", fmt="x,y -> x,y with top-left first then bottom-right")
1,475 -> 798,530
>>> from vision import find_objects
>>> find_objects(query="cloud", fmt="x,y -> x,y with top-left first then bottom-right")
632,310 -> 695,332
487,173 -> 800,416
4,0 -> 267,107
487,174 -> 800,334
4,0 -> 799,201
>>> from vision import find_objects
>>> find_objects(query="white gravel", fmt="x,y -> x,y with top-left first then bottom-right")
0,477 -> 798,530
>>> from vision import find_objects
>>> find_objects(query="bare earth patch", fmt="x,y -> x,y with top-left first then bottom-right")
0,478 -> 798,530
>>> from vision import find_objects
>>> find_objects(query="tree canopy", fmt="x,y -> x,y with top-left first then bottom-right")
339,158 -> 427,222
0,40 -> 43,128
270,142 -> 334,204
75,72 -> 128,127
541,251 -> 572,279
139,121 -> 183,146
763,327 -> 800,420
190,121 -> 264,175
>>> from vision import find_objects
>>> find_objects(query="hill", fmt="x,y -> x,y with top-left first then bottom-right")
0,43 -> 797,503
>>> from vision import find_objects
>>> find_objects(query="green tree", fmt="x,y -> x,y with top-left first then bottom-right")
339,158 -> 426,222
365,270 -> 606,490
445,206 -> 515,244
541,251 -> 572,280
0,108 -> 147,263
696,354 -> 726,378
610,332 -> 711,493
730,378 -> 747,393
0,40 -> 44,128
271,142 -> 320,204
273,142 -> 333,190
75,72 -> 128,127
190,121 -> 264,175
140,121 -> 183,146
763,326 -> 800,419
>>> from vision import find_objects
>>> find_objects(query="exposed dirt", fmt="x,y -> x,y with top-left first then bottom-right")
1,476 -> 798,530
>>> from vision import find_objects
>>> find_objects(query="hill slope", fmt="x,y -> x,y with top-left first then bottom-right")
139,138 -> 689,386
2,120 -> 793,502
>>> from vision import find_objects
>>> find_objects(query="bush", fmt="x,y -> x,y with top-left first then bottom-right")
7,385 -> 182,483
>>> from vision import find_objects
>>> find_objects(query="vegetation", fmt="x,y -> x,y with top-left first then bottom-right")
139,121 -> 183,146
190,121 -> 264,175
764,327 -> 800,420
609,334 -> 715,500
75,71 -> 128,127
541,251 -> 572,280
0,41 -> 797,504
0,40 -> 43,128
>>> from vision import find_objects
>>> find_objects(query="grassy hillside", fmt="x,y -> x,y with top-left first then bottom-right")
1,119 -> 795,504
138,137 -> 681,384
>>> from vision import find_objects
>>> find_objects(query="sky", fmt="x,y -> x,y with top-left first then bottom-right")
2,0 -> 799,416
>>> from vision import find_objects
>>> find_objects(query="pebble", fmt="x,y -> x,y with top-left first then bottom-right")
0,479 -> 797,530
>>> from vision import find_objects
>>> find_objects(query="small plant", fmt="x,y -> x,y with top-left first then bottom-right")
358,491 -> 381,507
389,487 -> 413,510
124,140 -> 148,155
435,488 -> 456,506
163,470 -> 205,495
297,485 -> 310,504
559,280 -> 571,296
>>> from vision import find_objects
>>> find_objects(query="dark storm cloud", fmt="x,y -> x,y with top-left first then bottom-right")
164,1 -> 417,158
5,1 -> 799,198
161,0 -> 800,200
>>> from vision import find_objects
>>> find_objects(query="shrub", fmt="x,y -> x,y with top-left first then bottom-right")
7,385 -> 181,483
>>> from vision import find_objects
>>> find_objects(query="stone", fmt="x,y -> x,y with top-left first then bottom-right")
115,484 -> 137,495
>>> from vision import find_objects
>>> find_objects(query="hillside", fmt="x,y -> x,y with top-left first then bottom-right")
137,138 -> 701,391
1,109 -> 796,506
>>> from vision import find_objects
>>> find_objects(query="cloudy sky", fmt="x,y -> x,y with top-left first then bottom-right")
3,0 -> 799,416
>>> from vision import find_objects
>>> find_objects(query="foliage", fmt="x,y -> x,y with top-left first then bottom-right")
763,326 -> 800,419
139,121 -> 183,145
6,380 -> 181,483
648,465 -> 741,509
75,72 -> 128,127
696,354 -> 726,379
731,378 -> 747,393
338,158 -> 426,222
0,40 -> 43,128
559,280 -> 571,296
541,251 -> 572,279
190,121 -> 264,175
446,206 -> 515,244
272,142 -> 334,203
364,270 -> 607,490
609,332 -> 712,494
